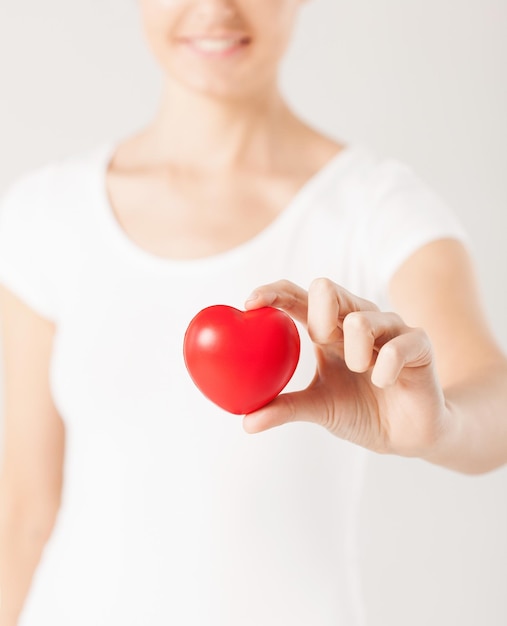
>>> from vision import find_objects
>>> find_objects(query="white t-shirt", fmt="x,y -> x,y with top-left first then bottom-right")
0,140 -> 468,626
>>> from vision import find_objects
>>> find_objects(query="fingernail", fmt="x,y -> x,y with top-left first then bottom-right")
245,291 -> 259,303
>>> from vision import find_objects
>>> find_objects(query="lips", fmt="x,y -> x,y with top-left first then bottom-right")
180,34 -> 251,57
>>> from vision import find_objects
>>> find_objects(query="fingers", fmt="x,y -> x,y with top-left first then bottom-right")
242,385 -> 327,434
342,310 -> 406,372
245,277 -> 379,331
307,278 -> 379,346
245,279 -> 310,327
371,328 -> 434,388
242,392 -> 299,434
343,311 -> 433,386
244,278 -> 433,392
242,326 -> 435,437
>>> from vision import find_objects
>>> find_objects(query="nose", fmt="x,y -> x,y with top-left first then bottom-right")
193,0 -> 237,19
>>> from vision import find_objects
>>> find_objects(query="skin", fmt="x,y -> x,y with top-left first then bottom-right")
1,0 -> 506,623
243,261 -> 507,473
106,0 -> 340,262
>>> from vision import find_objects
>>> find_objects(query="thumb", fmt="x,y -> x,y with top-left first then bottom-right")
242,387 -> 326,434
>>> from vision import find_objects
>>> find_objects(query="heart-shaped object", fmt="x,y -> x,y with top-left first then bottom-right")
183,305 -> 300,414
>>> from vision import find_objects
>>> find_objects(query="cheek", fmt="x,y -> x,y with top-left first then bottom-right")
138,1 -> 178,61
138,0 -> 180,28
142,0 -> 182,7
247,1 -> 300,56
152,0 -> 181,6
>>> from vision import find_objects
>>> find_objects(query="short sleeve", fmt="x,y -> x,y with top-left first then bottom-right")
0,171 -> 58,322
358,159 -> 470,306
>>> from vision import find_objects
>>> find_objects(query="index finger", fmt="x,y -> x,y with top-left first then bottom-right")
244,279 -> 309,327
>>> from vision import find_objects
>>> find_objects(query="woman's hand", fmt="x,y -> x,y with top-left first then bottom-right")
243,278 -> 450,459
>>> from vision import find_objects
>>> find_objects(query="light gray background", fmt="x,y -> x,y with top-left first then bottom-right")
1,1 -> 506,624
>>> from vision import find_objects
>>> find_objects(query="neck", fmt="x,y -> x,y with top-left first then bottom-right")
143,78 -> 302,172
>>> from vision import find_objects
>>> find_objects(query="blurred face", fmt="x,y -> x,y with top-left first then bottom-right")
138,0 -> 305,100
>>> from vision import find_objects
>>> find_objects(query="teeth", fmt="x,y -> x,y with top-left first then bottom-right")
192,38 -> 241,52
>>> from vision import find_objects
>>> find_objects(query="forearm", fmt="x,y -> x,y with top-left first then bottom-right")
422,360 -> 507,474
0,507 -> 54,626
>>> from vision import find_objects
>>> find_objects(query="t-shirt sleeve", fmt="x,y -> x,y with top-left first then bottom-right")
358,158 -> 470,306
0,170 -> 58,322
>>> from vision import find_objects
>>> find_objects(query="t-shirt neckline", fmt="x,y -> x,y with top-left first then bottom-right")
93,138 -> 363,273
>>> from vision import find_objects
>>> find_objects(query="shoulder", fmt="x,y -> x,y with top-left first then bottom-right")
0,140 -> 113,265
305,140 -> 417,202
346,148 -> 469,305
314,140 -> 440,195
337,144 -> 424,195
321,143 -> 464,236
298,143 -> 413,225
0,141 -> 111,222
352,146 -> 466,235
0,142 -> 112,322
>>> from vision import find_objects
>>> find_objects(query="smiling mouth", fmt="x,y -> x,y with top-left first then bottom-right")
181,36 -> 251,57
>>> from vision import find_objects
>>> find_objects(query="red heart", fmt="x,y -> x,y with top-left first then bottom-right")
183,305 -> 301,414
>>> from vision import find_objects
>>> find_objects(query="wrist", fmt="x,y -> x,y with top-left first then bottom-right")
418,399 -> 465,471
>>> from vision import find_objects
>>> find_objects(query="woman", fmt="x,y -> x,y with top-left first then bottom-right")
0,1 -> 506,625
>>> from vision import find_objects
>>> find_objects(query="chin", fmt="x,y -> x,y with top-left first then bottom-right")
173,71 -> 260,102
